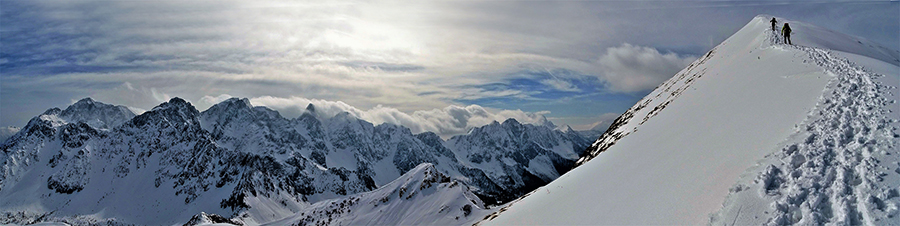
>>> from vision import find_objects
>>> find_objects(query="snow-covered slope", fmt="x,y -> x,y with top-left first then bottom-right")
262,163 -> 490,226
481,15 -> 900,225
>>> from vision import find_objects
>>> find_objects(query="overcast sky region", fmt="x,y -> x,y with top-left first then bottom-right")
1,0 -> 897,137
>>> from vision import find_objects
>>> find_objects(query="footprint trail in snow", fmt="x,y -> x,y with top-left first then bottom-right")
714,28 -> 900,225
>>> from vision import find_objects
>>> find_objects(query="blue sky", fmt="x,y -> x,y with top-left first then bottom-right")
1,0 -> 897,137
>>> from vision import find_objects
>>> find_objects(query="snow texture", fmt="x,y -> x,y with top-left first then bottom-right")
481,15 -> 899,225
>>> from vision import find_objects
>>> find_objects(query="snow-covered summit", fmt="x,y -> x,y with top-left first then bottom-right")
24,97 -> 137,132
482,15 -> 900,225
57,98 -> 136,130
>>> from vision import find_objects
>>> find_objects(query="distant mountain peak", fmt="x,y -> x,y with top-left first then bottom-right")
47,98 -> 137,130
74,97 -> 95,105
152,97 -> 192,111
42,107 -> 62,116
221,97 -> 252,106
501,118 -> 521,126
207,97 -> 253,114
306,103 -> 316,112
130,97 -> 201,129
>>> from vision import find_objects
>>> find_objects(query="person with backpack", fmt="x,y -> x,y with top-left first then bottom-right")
782,23 -> 792,45
770,18 -> 777,31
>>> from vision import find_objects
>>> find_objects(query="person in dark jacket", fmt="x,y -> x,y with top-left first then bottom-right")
770,18 -> 777,31
782,23 -> 792,45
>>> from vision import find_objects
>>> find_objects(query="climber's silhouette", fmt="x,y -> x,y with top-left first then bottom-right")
782,23 -> 792,45
770,18 -> 777,31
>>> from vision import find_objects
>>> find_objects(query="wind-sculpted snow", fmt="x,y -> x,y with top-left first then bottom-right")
0,97 -> 594,225
712,27 -> 900,225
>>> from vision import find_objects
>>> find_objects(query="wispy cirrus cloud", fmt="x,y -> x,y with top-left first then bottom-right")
1,0 -> 895,132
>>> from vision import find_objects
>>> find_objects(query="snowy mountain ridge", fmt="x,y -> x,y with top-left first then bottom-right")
0,96 -> 595,225
262,163 -> 490,226
482,15 -> 900,225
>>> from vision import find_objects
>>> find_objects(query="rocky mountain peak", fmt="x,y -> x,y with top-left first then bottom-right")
501,118 -> 521,126
42,107 -> 62,116
73,97 -> 95,105
220,97 -> 252,109
565,125 -> 576,133
203,97 -> 254,117
129,97 -> 201,129
151,97 -> 193,111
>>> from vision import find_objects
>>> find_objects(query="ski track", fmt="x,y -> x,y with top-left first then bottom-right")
720,28 -> 900,225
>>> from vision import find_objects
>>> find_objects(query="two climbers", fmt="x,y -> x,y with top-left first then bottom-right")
782,23 -> 792,45
771,17 -> 793,45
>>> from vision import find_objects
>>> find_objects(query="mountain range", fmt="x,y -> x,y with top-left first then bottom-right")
0,96 -> 596,225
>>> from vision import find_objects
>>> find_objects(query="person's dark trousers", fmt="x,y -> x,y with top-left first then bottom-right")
784,35 -> 792,45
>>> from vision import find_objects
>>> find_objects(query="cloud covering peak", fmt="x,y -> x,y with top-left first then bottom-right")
202,94 -> 555,138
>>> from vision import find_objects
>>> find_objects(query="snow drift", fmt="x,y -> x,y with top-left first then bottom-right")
481,15 -> 899,225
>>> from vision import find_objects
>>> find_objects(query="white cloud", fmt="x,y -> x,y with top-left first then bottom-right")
150,88 -> 172,103
200,94 -> 235,106
540,78 -> 580,92
209,95 -> 553,138
597,43 -> 697,93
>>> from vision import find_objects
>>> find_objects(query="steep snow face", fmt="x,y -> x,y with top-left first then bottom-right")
482,15 -> 899,225
264,163 -> 491,226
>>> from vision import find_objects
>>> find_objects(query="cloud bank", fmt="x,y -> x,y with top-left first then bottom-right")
597,43 -> 697,93
202,94 -> 555,138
